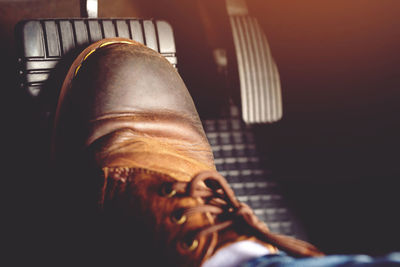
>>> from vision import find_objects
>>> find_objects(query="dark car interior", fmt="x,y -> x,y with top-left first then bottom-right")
1,0 -> 399,259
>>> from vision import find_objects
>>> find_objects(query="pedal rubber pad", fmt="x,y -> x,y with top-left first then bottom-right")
16,19 -> 176,98
227,0 -> 283,123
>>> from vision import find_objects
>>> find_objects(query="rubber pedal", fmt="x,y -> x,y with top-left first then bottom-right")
227,0 -> 283,124
16,19 -> 176,98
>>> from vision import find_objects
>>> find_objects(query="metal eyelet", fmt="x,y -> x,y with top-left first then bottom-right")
171,210 -> 187,225
181,238 -> 199,252
160,183 -> 176,198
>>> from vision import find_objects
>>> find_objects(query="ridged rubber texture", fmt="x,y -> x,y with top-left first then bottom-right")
230,15 -> 283,124
16,19 -> 176,97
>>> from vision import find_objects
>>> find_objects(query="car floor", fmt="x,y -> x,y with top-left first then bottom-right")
1,0 -> 399,257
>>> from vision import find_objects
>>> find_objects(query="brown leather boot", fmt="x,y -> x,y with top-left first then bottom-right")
52,38 -> 323,266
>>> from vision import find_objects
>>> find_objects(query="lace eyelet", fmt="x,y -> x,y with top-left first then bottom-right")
181,238 -> 199,251
171,210 -> 187,224
160,183 -> 176,198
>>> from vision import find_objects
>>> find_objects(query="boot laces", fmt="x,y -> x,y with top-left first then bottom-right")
165,170 -> 324,257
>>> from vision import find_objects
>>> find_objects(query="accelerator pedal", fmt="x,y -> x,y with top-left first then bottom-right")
226,0 -> 282,124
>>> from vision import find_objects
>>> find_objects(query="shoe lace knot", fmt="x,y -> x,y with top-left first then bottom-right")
164,170 -> 324,257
